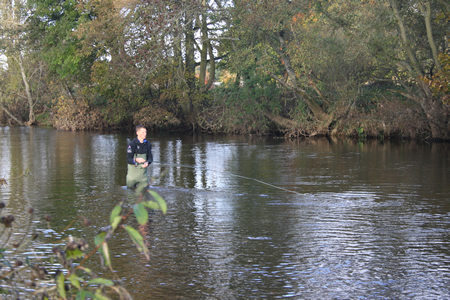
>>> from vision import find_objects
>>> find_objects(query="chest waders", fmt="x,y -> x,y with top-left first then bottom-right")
126,153 -> 148,188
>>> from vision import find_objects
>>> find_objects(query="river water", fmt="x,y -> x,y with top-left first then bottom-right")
0,127 -> 449,299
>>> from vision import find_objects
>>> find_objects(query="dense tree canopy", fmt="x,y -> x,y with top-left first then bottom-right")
0,0 -> 448,140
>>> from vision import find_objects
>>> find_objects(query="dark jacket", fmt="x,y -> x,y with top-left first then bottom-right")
126,138 -> 153,165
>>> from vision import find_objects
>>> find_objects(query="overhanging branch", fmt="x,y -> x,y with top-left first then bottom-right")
0,102 -> 24,125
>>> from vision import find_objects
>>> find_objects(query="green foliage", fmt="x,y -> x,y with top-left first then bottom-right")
421,53 -> 450,105
357,126 -> 366,141
133,106 -> 181,131
124,226 -> 149,260
27,0 -> 95,81
200,74 -> 281,134
0,177 -> 167,299
35,111 -> 52,127
334,93 -> 430,140
0,0 -> 441,138
355,82 -> 399,112
147,190 -> 167,215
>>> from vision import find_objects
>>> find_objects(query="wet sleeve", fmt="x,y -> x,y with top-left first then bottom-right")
126,143 -> 135,165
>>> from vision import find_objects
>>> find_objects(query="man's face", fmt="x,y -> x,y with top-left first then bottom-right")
137,128 -> 147,140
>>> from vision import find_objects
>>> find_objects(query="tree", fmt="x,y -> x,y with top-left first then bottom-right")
225,0 -> 449,139
14,0 -> 447,137
319,0 -> 449,140
0,0 -> 42,125
74,0 -> 228,128
221,0 -> 345,135
386,0 -> 449,140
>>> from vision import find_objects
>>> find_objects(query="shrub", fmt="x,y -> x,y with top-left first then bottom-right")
0,176 -> 166,299
52,96 -> 108,131
133,106 -> 181,131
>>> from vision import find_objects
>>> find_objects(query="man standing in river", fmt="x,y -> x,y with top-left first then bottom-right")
126,125 -> 153,189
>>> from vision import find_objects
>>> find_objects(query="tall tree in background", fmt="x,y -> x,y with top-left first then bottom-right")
131,0 -> 226,127
2,0 -> 444,138
0,0 -> 42,125
223,0 -> 448,139
26,0 -> 114,130
58,0 -> 227,129
314,0 -> 448,139
386,0 -> 449,140
222,0 -> 351,135
28,0 -> 95,85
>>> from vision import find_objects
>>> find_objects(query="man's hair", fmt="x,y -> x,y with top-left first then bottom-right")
135,124 -> 146,132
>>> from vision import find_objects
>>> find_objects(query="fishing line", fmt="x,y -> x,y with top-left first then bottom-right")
152,161 -> 302,195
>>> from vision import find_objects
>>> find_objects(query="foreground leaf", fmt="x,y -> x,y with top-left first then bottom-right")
143,201 -> 160,210
101,242 -> 111,267
94,232 -> 111,267
69,273 -> 84,289
67,248 -> 84,260
133,202 -> 149,225
124,225 -> 149,260
87,278 -> 114,286
95,288 -> 111,300
94,232 -> 106,250
148,190 -> 167,214
55,271 -> 66,299
110,205 -> 122,224
76,290 -> 95,300
110,215 -> 122,231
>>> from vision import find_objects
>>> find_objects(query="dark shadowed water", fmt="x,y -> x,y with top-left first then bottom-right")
1,127 -> 449,299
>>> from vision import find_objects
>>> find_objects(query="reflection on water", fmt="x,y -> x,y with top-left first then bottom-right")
1,127 -> 449,299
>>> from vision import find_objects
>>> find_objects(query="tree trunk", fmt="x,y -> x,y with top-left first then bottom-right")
0,103 -> 24,125
264,111 -> 330,137
204,39 -> 215,91
420,1 -> 442,72
182,12 -> 196,116
389,0 -> 423,77
418,81 -> 450,140
263,111 -> 300,129
274,34 -> 332,125
199,14 -> 208,90
185,15 -> 196,87
17,54 -> 35,125
389,0 -> 448,140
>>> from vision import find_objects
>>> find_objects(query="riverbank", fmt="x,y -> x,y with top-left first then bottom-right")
2,96 -> 443,142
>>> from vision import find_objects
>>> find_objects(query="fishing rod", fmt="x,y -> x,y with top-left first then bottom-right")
151,161 -> 302,195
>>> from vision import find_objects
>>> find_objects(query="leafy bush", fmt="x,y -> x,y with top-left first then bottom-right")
199,76 -> 281,134
335,95 -> 430,140
0,177 -> 166,299
133,106 -> 181,131
52,96 -> 108,131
